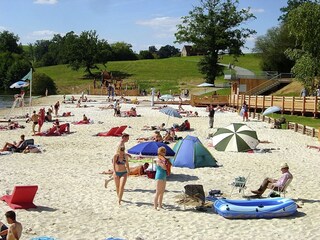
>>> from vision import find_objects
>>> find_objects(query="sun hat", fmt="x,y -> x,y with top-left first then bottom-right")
280,163 -> 289,169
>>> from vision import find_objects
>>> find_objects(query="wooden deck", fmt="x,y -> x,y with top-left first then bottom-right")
230,95 -> 320,117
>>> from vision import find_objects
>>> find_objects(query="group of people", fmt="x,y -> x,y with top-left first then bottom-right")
102,132 -> 172,210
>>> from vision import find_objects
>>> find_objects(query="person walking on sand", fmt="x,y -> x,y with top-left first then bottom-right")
30,111 -> 39,134
208,104 -> 215,128
154,146 -> 171,210
0,211 -> 22,240
112,145 -> 130,205
242,101 -> 249,122
178,96 -> 184,111
105,133 -> 131,188
54,101 -> 60,116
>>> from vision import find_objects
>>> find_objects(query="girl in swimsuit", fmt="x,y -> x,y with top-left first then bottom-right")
113,145 -> 130,205
154,146 -> 169,210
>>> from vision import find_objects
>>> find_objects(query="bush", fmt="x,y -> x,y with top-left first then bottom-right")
32,72 -> 57,95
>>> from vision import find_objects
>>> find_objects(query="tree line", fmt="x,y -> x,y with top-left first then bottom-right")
254,0 -> 320,93
0,29 -> 180,91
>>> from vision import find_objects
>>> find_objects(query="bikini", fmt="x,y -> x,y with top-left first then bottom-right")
115,155 -> 127,177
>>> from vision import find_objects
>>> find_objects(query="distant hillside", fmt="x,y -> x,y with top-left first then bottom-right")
36,54 -> 262,94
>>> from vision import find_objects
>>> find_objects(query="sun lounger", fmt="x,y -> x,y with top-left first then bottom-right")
114,125 -> 127,136
0,185 -> 38,209
97,127 -> 119,137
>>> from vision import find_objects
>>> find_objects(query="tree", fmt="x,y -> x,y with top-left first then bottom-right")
285,2 -> 320,92
279,0 -> 320,22
32,72 -> 57,95
253,25 -> 295,73
3,57 -> 31,90
110,42 -> 137,61
175,0 -> 256,83
0,31 -> 23,54
63,30 -> 112,75
157,45 -> 180,58
139,50 -> 154,59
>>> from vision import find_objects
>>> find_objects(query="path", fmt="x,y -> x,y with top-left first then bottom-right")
219,63 -> 255,76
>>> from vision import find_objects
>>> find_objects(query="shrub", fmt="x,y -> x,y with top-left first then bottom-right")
32,72 -> 57,95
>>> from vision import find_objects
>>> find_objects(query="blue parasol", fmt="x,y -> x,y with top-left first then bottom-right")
10,81 -> 29,89
262,106 -> 281,115
127,141 -> 175,157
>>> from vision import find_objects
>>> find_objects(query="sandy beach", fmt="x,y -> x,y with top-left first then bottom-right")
0,95 -> 320,240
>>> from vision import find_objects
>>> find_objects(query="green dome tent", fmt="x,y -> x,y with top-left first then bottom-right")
171,135 -> 218,169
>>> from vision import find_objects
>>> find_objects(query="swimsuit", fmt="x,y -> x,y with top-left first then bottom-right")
116,155 -> 126,165
115,155 -> 127,177
115,171 -> 127,177
155,160 -> 167,180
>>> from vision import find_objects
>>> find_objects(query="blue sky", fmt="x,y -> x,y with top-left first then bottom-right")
0,0 -> 288,52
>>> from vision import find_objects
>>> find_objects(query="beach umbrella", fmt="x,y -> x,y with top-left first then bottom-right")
10,81 -> 29,88
128,141 -> 175,157
263,106 -> 281,115
159,106 -> 182,126
159,94 -> 174,101
212,123 -> 259,152
197,82 -> 215,87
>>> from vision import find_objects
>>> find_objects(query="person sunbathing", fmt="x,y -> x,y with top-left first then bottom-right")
142,123 -> 165,131
137,131 -> 163,142
62,112 -> 73,117
102,163 -> 150,188
163,129 -> 176,143
176,120 -> 190,131
1,135 -> 25,152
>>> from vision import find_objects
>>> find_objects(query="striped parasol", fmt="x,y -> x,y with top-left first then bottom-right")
212,123 -> 259,152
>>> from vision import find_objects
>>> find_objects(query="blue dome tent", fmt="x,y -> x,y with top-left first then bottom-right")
171,135 -> 218,169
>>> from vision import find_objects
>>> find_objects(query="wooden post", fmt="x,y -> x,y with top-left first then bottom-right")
302,97 -> 306,116
255,95 -> 258,113
302,125 -> 306,134
282,96 -> 285,114
291,96 -> 295,115
318,128 -> 320,141
312,128 -> 315,137
262,95 -> 265,112
314,96 -> 318,118
270,95 -> 274,107
294,123 -> 298,132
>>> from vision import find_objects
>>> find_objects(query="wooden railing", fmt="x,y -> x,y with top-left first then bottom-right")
230,94 -> 320,117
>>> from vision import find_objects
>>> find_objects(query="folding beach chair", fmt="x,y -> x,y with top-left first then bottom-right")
97,127 -> 119,137
114,125 -> 127,136
230,174 -> 250,197
0,185 -> 38,209
268,177 -> 293,198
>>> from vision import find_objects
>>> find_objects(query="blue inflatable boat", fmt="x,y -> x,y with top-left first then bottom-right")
214,197 -> 297,219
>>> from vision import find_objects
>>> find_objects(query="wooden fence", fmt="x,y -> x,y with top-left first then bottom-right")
249,112 -> 320,140
230,95 -> 320,117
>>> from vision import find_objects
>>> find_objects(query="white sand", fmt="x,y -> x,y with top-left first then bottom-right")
0,95 -> 320,240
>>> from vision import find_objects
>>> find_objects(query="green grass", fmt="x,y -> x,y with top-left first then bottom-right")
219,53 -> 262,74
271,113 -> 320,129
35,54 -> 262,94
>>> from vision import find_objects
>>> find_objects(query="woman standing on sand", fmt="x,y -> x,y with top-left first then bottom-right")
154,146 -> 170,210
113,145 -> 130,205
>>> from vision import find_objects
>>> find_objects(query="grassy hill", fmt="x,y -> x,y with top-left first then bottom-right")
36,54 -> 262,94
